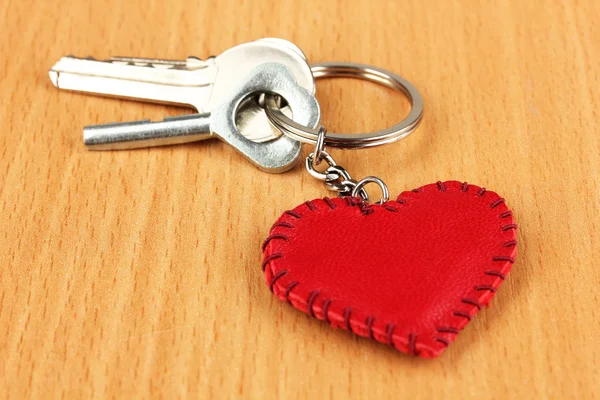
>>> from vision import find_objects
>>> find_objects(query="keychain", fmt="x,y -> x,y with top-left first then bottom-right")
261,63 -> 518,358
49,41 -> 517,359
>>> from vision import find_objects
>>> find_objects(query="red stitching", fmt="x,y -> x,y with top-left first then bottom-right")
436,327 -> 460,334
262,234 -> 289,251
453,311 -> 472,321
284,281 -> 299,303
409,333 -> 419,356
263,181 -> 517,356
342,197 -> 375,215
343,308 -> 353,332
262,253 -> 282,272
366,316 -> 375,339
493,255 -> 515,263
490,198 -> 505,208
323,197 -> 336,210
358,203 -> 374,215
386,323 -> 396,346
305,201 -> 316,211
461,298 -> 482,310
269,270 -> 288,292
485,270 -> 506,279
284,210 -> 302,219
307,290 -> 319,318
353,197 -> 366,206
322,299 -> 332,324
271,222 -> 294,230
475,285 -> 496,292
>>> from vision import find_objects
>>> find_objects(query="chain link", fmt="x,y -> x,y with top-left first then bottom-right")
305,127 -> 389,204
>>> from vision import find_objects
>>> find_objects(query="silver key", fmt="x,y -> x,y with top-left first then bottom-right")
48,38 -> 314,143
83,63 -> 320,173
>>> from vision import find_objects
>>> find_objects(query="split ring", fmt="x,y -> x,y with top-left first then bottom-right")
265,62 -> 423,149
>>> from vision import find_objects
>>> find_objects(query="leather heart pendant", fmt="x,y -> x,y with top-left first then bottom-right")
262,181 -> 517,358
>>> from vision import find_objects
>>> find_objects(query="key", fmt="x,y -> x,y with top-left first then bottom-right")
83,63 -> 321,173
48,38 -> 314,143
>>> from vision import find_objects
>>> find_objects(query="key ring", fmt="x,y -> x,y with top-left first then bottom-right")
263,62 -> 423,203
264,62 -> 423,149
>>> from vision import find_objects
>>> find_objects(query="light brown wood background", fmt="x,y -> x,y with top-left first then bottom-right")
1,0 -> 599,398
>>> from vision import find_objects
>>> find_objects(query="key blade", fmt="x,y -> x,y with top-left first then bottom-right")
83,113 -> 212,150
49,56 -> 215,86
49,56 -> 217,110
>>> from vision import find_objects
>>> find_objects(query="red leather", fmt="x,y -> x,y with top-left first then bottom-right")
262,181 -> 517,358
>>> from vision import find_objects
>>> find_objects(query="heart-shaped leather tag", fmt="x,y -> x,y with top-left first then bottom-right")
262,181 -> 517,358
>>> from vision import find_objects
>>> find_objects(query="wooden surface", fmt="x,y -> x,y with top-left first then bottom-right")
1,0 -> 599,398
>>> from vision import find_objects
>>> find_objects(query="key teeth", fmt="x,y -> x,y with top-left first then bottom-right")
105,56 -> 213,70
188,55 -> 215,64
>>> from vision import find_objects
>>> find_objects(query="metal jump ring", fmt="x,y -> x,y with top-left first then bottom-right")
264,62 -> 423,149
312,125 -> 327,167
351,176 -> 389,204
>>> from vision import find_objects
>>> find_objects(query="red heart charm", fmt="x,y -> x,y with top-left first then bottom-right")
262,181 -> 517,358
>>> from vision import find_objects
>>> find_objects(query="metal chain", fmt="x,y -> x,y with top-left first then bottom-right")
305,126 -> 390,204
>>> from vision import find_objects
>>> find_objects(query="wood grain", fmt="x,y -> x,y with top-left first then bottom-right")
1,0 -> 599,398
